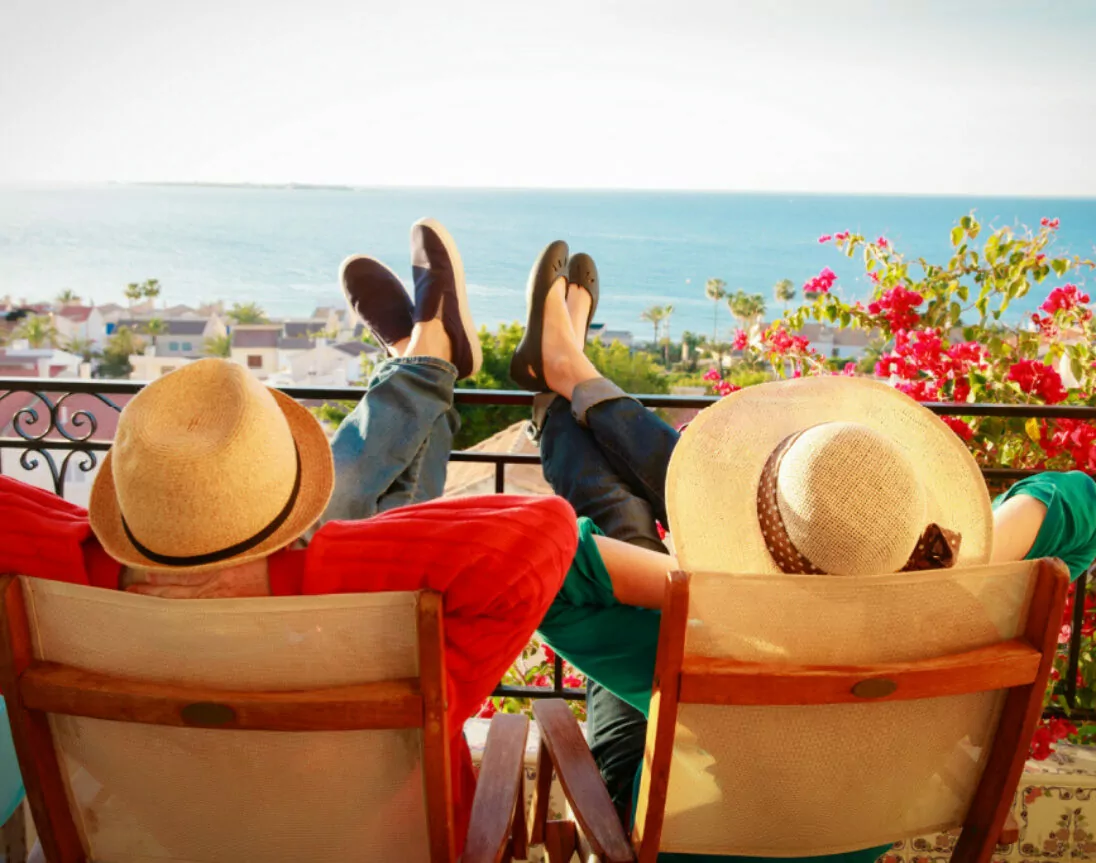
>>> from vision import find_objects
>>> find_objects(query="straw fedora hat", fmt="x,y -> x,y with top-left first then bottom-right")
666,376 -> 992,576
90,359 -> 334,573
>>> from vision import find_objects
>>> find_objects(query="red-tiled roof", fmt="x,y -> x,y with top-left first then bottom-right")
57,306 -> 93,323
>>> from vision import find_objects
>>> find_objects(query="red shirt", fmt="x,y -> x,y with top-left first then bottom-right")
0,476 -> 578,852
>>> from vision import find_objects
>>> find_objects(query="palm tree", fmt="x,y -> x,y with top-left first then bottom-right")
228,302 -> 268,324
143,279 -> 161,303
143,317 -> 167,338
64,336 -> 100,364
13,315 -> 57,349
661,304 -> 675,363
773,279 -> 796,313
204,333 -> 232,358
705,278 -> 727,344
124,282 -> 144,307
56,288 -> 81,305
640,305 -> 668,350
728,291 -> 767,332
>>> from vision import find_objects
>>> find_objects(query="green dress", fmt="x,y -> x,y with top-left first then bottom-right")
538,471 -> 1096,863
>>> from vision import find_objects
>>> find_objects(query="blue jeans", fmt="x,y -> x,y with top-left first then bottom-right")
537,381 -> 678,829
322,357 -> 459,523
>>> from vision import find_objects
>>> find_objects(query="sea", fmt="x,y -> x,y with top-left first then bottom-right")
1,184 -> 1095,341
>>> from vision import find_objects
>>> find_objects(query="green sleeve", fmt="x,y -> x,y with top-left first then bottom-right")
536,517 -> 661,716
994,471 -> 1096,581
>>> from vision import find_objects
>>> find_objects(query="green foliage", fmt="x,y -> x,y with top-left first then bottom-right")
64,336 -> 99,364
97,326 -> 145,378
13,314 -> 57,349
586,339 -> 669,396
728,290 -> 766,329
142,317 -> 167,338
203,333 -> 232,358
227,302 -> 268,324
704,277 -> 727,344
773,278 -> 796,309
124,279 -> 161,305
56,288 -> 80,305
454,323 -> 529,450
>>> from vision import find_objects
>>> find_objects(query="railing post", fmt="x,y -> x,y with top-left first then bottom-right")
1066,567 -> 1091,708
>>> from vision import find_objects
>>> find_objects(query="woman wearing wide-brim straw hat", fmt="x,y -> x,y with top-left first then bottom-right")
522,245 -> 1096,851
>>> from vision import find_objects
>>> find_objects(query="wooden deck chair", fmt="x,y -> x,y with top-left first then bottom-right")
528,559 -> 1068,863
0,575 -> 530,863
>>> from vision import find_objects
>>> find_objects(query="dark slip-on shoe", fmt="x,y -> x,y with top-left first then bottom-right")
340,255 -> 414,355
567,252 -> 600,346
410,218 -> 482,380
509,239 -> 569,391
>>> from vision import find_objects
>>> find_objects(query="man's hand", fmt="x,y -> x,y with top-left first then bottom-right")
121,557 -> 272,599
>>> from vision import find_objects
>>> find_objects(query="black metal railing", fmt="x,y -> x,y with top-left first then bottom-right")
1,377 -> 1094,711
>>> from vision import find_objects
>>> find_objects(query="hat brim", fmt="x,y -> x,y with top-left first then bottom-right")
90,389 -> 334,574
666,377 -> 993,575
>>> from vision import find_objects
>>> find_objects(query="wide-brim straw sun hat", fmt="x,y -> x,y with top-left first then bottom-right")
90,358 -> 334,573
666,376 -> 992,576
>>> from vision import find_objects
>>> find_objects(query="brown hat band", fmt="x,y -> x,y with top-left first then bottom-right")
756,430 -> 962,575
120,444 -> 302,568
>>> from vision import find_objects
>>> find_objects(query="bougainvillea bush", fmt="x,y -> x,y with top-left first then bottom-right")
707,214 -> 1096,758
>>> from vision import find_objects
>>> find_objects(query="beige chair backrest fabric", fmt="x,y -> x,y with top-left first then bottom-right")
21,577 -> 432,863
646,561 -> 1039,857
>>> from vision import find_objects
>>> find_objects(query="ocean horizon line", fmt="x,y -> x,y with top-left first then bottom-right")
2,181 -> 1096,202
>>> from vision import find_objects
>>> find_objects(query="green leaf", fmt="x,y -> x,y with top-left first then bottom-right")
960,215 -> 973,230
1072,356 -> 1085,382
969,223 -> 980,240
1052,259 -> 1069,276
963,326 -> 976,341
1025,417 -> 1041,443
839,310 -> 852,328
949,301 -> 962,326
950,225 -> 964,248
957,283 -> 970,301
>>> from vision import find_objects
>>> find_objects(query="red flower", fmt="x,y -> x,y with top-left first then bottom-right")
834,231 -> 850,241
818,234 -> 832,243
715,380 -> 741,397
868,286 -> 924,332
562,675 -> 585,689
877,236 -> 889,248
1041,283 -> 1091,315
732,328 -> 749,351
1030,724 -> 1054,760
1007,360 -> 1068,404
532,674 -> 550,687
543,645 -> 556,663
941,416 -> 974,441
702,368 -> 721,382
842,362 -> 857,377
802,267 -> 837,296
1040,217 -> 1060,230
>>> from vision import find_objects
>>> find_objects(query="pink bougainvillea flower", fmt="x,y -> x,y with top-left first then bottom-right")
1041,283 -> 1091,315
834,231 -> 850,241
817,234 -> 832,243
543,645 -> 556,663
842,362 -> 857,377
702,368 -> 721,382
1040,217 -> 1061,230
732,328 -> 749,351
1007,360 -> 1069,404
877,236 -> 889,248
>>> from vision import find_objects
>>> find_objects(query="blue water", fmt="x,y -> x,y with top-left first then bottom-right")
1,185 -> 1094,340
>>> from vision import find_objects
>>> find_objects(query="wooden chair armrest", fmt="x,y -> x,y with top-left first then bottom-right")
999,811 -> 1019,845
464,713 -> 530,863
530,700 -> 635,863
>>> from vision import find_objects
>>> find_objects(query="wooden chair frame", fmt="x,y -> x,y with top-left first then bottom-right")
0,576 -> 529,863
529,560 -> 1069,863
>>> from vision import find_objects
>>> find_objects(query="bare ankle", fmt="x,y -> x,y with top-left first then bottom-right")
405,319 -> 452,364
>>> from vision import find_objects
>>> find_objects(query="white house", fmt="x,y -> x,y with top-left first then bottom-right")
53,306 -> 108,350
268,340 -> 380,386
230,325 -> 282,378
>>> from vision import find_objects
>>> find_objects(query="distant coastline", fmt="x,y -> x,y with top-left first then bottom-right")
121,181 -> 357,192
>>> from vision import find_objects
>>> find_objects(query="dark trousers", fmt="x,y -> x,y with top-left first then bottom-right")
537,384 -> 679,827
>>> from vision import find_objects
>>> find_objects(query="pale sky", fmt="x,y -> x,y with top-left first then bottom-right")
2,0 -> 1095,195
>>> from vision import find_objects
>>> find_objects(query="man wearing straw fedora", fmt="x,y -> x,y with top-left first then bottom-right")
0,220 -> 696,855
509,245 -> 1096,862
